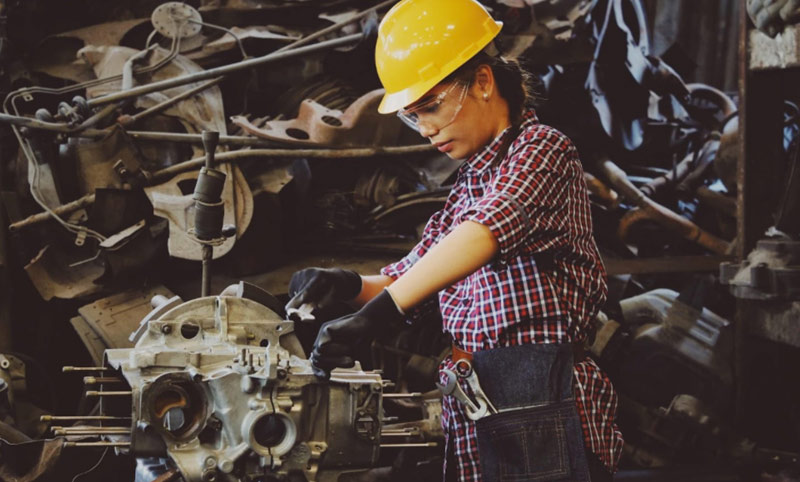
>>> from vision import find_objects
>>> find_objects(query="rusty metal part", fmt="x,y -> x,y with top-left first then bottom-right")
696,186 -> 737,218
85,33 -> 363,108
231,90 -> 404,147
584,172 -> 619,208
749,23 -> 800,69
24,245 -> 105,301
150,144 -> 436,183
8,194 -> 95,232
120,78 -> 223,126
601,159 -> 731,254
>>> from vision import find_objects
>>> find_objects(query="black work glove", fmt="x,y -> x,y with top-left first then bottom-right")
285,268 -> 362,320
310,289 -> 405,378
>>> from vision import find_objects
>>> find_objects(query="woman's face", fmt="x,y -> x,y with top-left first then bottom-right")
399,68 -> 510,160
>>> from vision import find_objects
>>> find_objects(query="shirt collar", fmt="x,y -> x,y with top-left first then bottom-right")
463,109 -> 539,174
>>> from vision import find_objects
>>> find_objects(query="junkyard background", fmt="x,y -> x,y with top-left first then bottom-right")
0,0 -> 798,481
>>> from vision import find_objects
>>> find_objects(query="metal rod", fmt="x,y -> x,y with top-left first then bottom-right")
10,194 -> 95,232
54,428 -> 131,436
85,391 -> 133,397
77,129 -> 280,146
382,393 -> 423,399
83,376 -> 123,385
86,33 -> 363,108
121,78 -> 223,126
64,441 -> 131,448
42,416 -> 131,422
62,366 -> 108,372
380,442 -> 438,448
201,245 -> 212,297
273,0 -> 396,54
151,145 -> 436,183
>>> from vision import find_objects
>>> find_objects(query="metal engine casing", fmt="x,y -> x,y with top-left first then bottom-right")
105,294 -> 384,482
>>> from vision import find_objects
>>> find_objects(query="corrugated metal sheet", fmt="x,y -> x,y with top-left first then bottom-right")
643,0 -> 739,92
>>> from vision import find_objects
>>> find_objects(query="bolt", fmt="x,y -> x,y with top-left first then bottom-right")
161,325 -> 172,335
0,359 -> 9,370
202,469 -> 218,482
205,456 -> 217,468
218,459 -> 234,473
277,368 -> 287,379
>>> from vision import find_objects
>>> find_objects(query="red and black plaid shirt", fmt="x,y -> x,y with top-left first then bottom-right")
382,110 -> 623,480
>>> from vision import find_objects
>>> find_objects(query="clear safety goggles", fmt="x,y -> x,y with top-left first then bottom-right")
397,81 -> 469,132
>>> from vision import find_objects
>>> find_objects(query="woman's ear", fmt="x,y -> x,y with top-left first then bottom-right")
474,64 -> 495,97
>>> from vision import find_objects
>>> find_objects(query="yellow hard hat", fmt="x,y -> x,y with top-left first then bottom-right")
375,0 -> 503,114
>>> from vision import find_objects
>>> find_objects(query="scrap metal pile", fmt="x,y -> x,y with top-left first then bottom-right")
0,0 -> 797,481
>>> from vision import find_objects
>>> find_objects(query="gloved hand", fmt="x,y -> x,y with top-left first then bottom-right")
285,268 -> 362,320
310,289 -> 405,378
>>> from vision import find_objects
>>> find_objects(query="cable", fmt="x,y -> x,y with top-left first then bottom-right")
70,447 -> 109,482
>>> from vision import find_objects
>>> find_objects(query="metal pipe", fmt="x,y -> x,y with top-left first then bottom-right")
201,245 -> 212,297
380,442 -> 438,448
273,0 -> 396,54
83,376 -> 124,385
54,428 -> 131,436
62,366 -> 107,372
86,33 -> 364,108
120,78 -> 223,126
9,193 -> 95,232
600,159 -> 731,254
42,416 -> 131,422
382,393 -> 423,399
77,129 -> 279,146
151,145 -> 436,183
85,391 -> 133,397
64,441 -> 131,448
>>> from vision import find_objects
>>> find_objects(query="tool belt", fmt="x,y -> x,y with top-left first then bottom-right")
452,339 -> 587,364
443,342 -> 592,481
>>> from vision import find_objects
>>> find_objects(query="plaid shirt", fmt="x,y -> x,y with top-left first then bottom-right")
381,111 -> 623,480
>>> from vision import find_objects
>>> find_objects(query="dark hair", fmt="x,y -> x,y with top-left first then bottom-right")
442,50 -> 537,127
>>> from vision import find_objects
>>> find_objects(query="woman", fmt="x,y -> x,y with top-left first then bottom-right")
286,0 -> 623,480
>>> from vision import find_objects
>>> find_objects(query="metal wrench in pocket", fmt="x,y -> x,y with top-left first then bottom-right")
437,361 -> 498,420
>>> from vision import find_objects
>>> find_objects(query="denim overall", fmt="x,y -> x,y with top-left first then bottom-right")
471,343 -> 591,481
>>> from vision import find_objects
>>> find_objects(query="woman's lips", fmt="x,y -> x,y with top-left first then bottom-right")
436,141 -> 453,153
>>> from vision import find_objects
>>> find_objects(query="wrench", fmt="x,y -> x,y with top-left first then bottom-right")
437,368 -> 490,421
455,359 -> 498,416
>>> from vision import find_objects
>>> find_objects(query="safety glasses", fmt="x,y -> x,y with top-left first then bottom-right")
397,81 -> 469,132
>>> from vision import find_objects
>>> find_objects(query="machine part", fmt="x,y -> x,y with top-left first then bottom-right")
145,158 -> 252,261
614,289 -> 733,411
747,0 -> 800,38
231,89 -> 405,147
80,45 -> 227,135
75,285 -> 177,353
720,239 -> 800,300
23,245 -> 105,301
70,127 -> 146,195
83,34 -> 363,109
601,159 -> 731,254
99,294 -> 386,481
151,3 -> 203,40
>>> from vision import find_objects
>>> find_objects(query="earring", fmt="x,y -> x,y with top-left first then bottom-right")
482,92 -> 489,101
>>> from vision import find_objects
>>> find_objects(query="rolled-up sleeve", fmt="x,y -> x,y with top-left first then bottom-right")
460,128 -> 575,261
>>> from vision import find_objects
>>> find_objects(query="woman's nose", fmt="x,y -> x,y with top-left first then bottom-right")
418,122 -> 438,138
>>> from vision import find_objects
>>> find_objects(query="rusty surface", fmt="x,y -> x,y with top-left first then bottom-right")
231,89 -> 405,147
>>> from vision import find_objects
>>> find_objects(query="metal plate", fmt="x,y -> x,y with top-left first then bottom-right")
151,2 -> 202,40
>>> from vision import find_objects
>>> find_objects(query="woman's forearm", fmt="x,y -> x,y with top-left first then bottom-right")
387,221 -> 499,310
353,274 -> 395,306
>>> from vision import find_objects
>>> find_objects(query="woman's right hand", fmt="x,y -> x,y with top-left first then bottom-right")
284,268 -> 362,321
